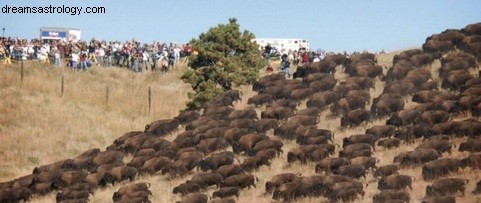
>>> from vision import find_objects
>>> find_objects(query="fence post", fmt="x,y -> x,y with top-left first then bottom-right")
148,86 -> 152,114
61,75 -> 64,96
20,59 -> 24,83
106,85 -> 109,109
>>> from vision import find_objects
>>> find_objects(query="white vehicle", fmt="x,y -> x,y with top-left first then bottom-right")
253,38 -> 310,52
40,27 -> 81,43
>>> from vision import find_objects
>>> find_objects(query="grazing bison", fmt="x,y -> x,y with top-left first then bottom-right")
458,139 -> 481,152
212,186 -> 240,199
336,164 -> 367,179
378,175 -> 413,191
175,110 -> 200,125
189,172 -> 223,188
83,172 -> 115,188
109,166 -> 138,183
196,138 -> 229,154
339,143 -> 372,158
145,119 -> 180,136
377,138 -> 401,149
221,174 -> 257,189
426,178 -> 468,197
401,148 -> 440,166
373,189 -> 411,203
417,139 -> 452,154
315,157 -> 350,174
422,158 -> 464,180
349,156 -> 378,170
265,173 -> 300,194
172,182 -> 202,196
261,106 -> 294,120
222,128 -> 250,145
228,109 -> 258,120
248,139 -> 283,156
366,125 -> 396,138
343,134 -> 377,148
461,153 -> 481,169
176,193 -> 208,203
199,152 -> 235,172
232,133 -> 269,154
247,94 -> 273,107
421,196 -> 456,203
373,164 -> 400,178
371,99 -> 405,117
140,157 -> 172,174
341,109 -> 371,127
216,164 -> 243,179
255,118 -> 278,132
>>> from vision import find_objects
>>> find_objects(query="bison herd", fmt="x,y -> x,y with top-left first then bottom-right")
1,22 -> 481,203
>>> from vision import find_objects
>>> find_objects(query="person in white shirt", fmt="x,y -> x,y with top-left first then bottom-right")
71,52 -> 79,70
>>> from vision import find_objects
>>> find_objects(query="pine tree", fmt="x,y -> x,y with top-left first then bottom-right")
182,18 -> 264,109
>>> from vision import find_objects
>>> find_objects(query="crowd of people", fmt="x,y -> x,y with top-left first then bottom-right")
0,36 -> 193,73
262,43 -> 386,78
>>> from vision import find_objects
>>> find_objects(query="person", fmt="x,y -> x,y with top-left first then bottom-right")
71,51 -> 79,70
80,52 -> 88,71
280,54 -> 291,78
54,50 -> 61,67
263,43 -> 272,60
168,50 -> 175,70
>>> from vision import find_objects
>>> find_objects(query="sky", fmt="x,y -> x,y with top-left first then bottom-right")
1,0 -> 480,53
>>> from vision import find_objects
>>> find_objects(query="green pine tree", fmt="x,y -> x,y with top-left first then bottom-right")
182,18 -> 265,109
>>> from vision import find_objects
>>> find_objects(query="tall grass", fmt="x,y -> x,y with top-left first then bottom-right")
0,61 -> 190,181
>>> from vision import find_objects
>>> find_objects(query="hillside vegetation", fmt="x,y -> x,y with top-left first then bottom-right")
0,61 -> 190,181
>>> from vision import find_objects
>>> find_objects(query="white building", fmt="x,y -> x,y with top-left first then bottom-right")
253,38 -> 310,52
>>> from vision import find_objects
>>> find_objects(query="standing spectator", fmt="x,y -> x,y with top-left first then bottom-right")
302,51 -> 309,64
142,51 -> 148,71
80,52 -> 88,71
168,50 -> 175,70
280,54 -> 291,78
54,49 -> 61,67
71,51 -> 79,70
263,43 -> 272,60
313,53 -> 320,62
96,46 -> 105,66
174,45 -> 180,63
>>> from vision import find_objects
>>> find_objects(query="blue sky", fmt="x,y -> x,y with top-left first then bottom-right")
1,0 -> 480,52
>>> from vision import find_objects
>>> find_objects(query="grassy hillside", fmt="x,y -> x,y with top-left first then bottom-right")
2,51 -> 481,203
0,61 -> 191,182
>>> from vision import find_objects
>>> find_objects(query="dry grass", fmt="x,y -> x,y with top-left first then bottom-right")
3,50 -> 481,203
0,61 -> 190,182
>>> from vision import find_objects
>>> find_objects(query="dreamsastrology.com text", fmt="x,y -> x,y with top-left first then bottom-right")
2,5 -> 106,15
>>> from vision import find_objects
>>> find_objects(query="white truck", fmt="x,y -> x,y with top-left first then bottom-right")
253,38 -> 310,52
39,27 -> 81,43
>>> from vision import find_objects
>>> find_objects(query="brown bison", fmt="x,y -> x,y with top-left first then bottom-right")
341,109 -> 371,127
212,186 -> 240,199
247,94 -> 273,107
315,157 -> 350,174
172,182 -> 202,196
378,175 -> 413,190
216,164 -> 243,179
373,164 -> 400,178
265,173 -> 301,194
426,178 -> 468,197
342,134 -> 377,148
221,174 -> 257,189
336,164 -> 367,179
377,138 -> 401,149
422,158 -> 464,180
365,125 -> 396,138
189,172 -> 223,188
